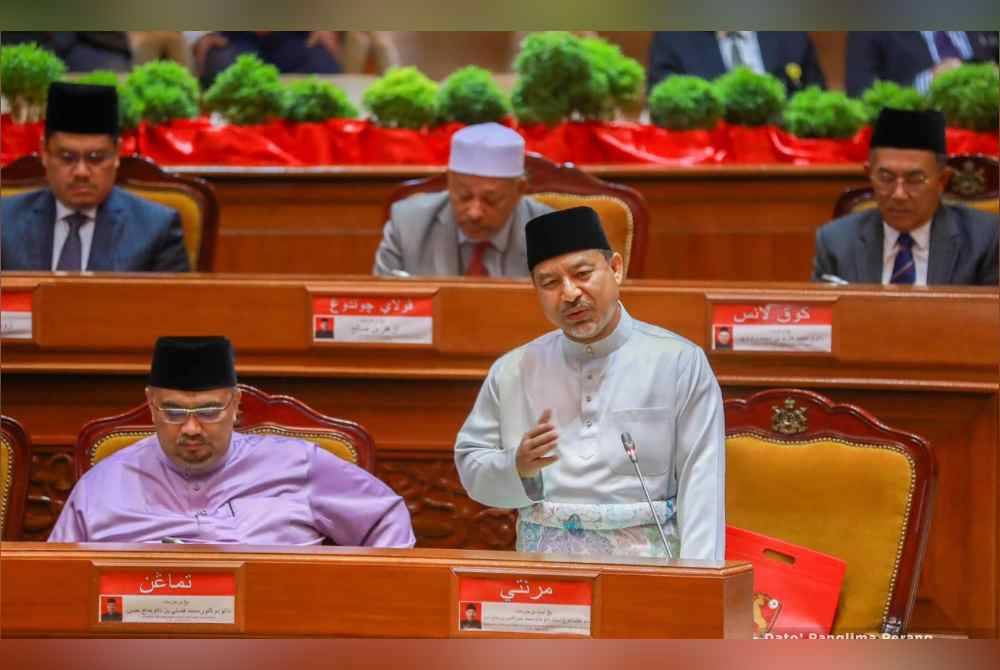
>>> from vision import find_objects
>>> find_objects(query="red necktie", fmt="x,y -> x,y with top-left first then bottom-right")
465,241 -> 491,277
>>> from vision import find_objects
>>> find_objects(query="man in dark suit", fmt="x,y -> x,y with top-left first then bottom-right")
647,31 -> 826,92
1,82 -> 190,273
846,31 -> 999,97
813,108 -> 998,286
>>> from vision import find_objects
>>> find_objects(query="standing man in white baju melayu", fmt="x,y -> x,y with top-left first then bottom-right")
455,206 -> 725,560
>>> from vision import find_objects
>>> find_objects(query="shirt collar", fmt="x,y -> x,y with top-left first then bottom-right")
882,219 -> 932,252
560,302 -> 633,363
55,200 -> 98,222
455,204 -> 517,254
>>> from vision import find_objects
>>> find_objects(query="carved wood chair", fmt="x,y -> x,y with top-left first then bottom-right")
1,154 -> 219,271
1,416 -> 31,540
387,152 -> 650,277
724,389 -> 937,635
74,384 -> 375,479
833,154 -> 1000,218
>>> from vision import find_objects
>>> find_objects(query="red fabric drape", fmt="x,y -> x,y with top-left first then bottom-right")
3,115 -> 997,168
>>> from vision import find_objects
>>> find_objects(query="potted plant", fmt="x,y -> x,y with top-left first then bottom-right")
927,63 -> 999,155
776,87 -> 868,163
362,66 -> 440,163
0,42 -> 65,123
272,76 -> 362,164
714,66 -> 786,162
642,75 -> 725,164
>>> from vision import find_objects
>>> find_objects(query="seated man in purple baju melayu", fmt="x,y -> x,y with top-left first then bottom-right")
49,336 -> 416,546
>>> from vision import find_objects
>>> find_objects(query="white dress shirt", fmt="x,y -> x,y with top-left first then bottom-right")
455,305 -> 726,561
716,31 -> 766,75
881,220 -> 932,286
51,202 -> 98,271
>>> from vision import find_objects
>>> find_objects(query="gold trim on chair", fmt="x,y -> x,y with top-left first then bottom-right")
90,430 -> 154,467
242,425 -> 360,465
727,432 -> 917,633
531,192 -> 636,275
0,438 -> 14,535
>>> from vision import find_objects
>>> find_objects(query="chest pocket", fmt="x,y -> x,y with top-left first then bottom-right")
608,407 -> 674,477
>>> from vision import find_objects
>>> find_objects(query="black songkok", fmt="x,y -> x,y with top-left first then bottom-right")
526,206 -> 612,272
870,107 -> 947,155
45,81 -> 119,137
148,336 -> 237,391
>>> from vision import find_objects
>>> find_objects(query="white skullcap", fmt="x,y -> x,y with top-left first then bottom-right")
448,122 -> 525,178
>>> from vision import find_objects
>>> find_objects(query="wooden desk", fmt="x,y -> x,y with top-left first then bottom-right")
0,542 -> 752,638
1,273 -> 997,637
178,164 -> 866,281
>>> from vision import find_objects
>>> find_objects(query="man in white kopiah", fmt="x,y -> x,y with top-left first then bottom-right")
455,206 -> 726,561
372,122 -> 553,278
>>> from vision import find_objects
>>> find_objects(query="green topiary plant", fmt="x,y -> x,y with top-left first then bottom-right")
860,80 -> 925,123
648,75 -> 724,131
76,70 -> 142,131
125,60 -> 200,124
577,36 -> 645,118
512,32 -> 646,124
281,76 -> 358,122
927,62 -> 999,132
204,54 -> 284,125
714,66 -> 786,126
436,66 -> 510,125
362,66 -> 439,129
0,42 -> 66,122
511,31 -> 591,125
782,87 -> 867,139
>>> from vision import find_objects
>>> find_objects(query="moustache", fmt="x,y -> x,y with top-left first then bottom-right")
561,300 -> 593,316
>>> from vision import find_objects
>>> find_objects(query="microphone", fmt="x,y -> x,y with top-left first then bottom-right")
621,432 -> 674,560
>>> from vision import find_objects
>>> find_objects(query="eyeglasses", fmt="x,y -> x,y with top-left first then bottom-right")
52,150 -> 115,168
152,393 -> 237,425
871,169 -> 934,194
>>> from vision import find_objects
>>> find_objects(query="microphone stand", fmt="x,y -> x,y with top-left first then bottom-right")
621,432 -> 674,560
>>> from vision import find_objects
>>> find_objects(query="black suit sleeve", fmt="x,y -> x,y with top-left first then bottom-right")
801,34 -> 826,89
647,32 -> 685,91
979,224 -> 999,286
152,212 -> 192,272
845,32 -> 883,97
812,225 -> 836,281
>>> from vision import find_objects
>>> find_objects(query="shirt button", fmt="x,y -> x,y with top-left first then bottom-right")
192,484 -> 201,492
586,346 -> 593,354
585,420 -> 593,428
586,373 -> 593,380
585,395 -> 592,402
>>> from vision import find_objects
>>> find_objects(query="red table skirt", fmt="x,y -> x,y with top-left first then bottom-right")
3,115 -> 997,168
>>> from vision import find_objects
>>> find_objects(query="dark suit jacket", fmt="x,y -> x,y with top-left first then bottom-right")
845,31 -> 1000,97
1,187 -> 190,272
647,31 -> 826,92
812,204 -> 999,286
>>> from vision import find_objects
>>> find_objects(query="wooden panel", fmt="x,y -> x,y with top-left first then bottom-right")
1,543 -> 752,638
183,165 -> 867,281
1,274 -> 997,638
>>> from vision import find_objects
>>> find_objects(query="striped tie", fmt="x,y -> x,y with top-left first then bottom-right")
890,232 -> 916,285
